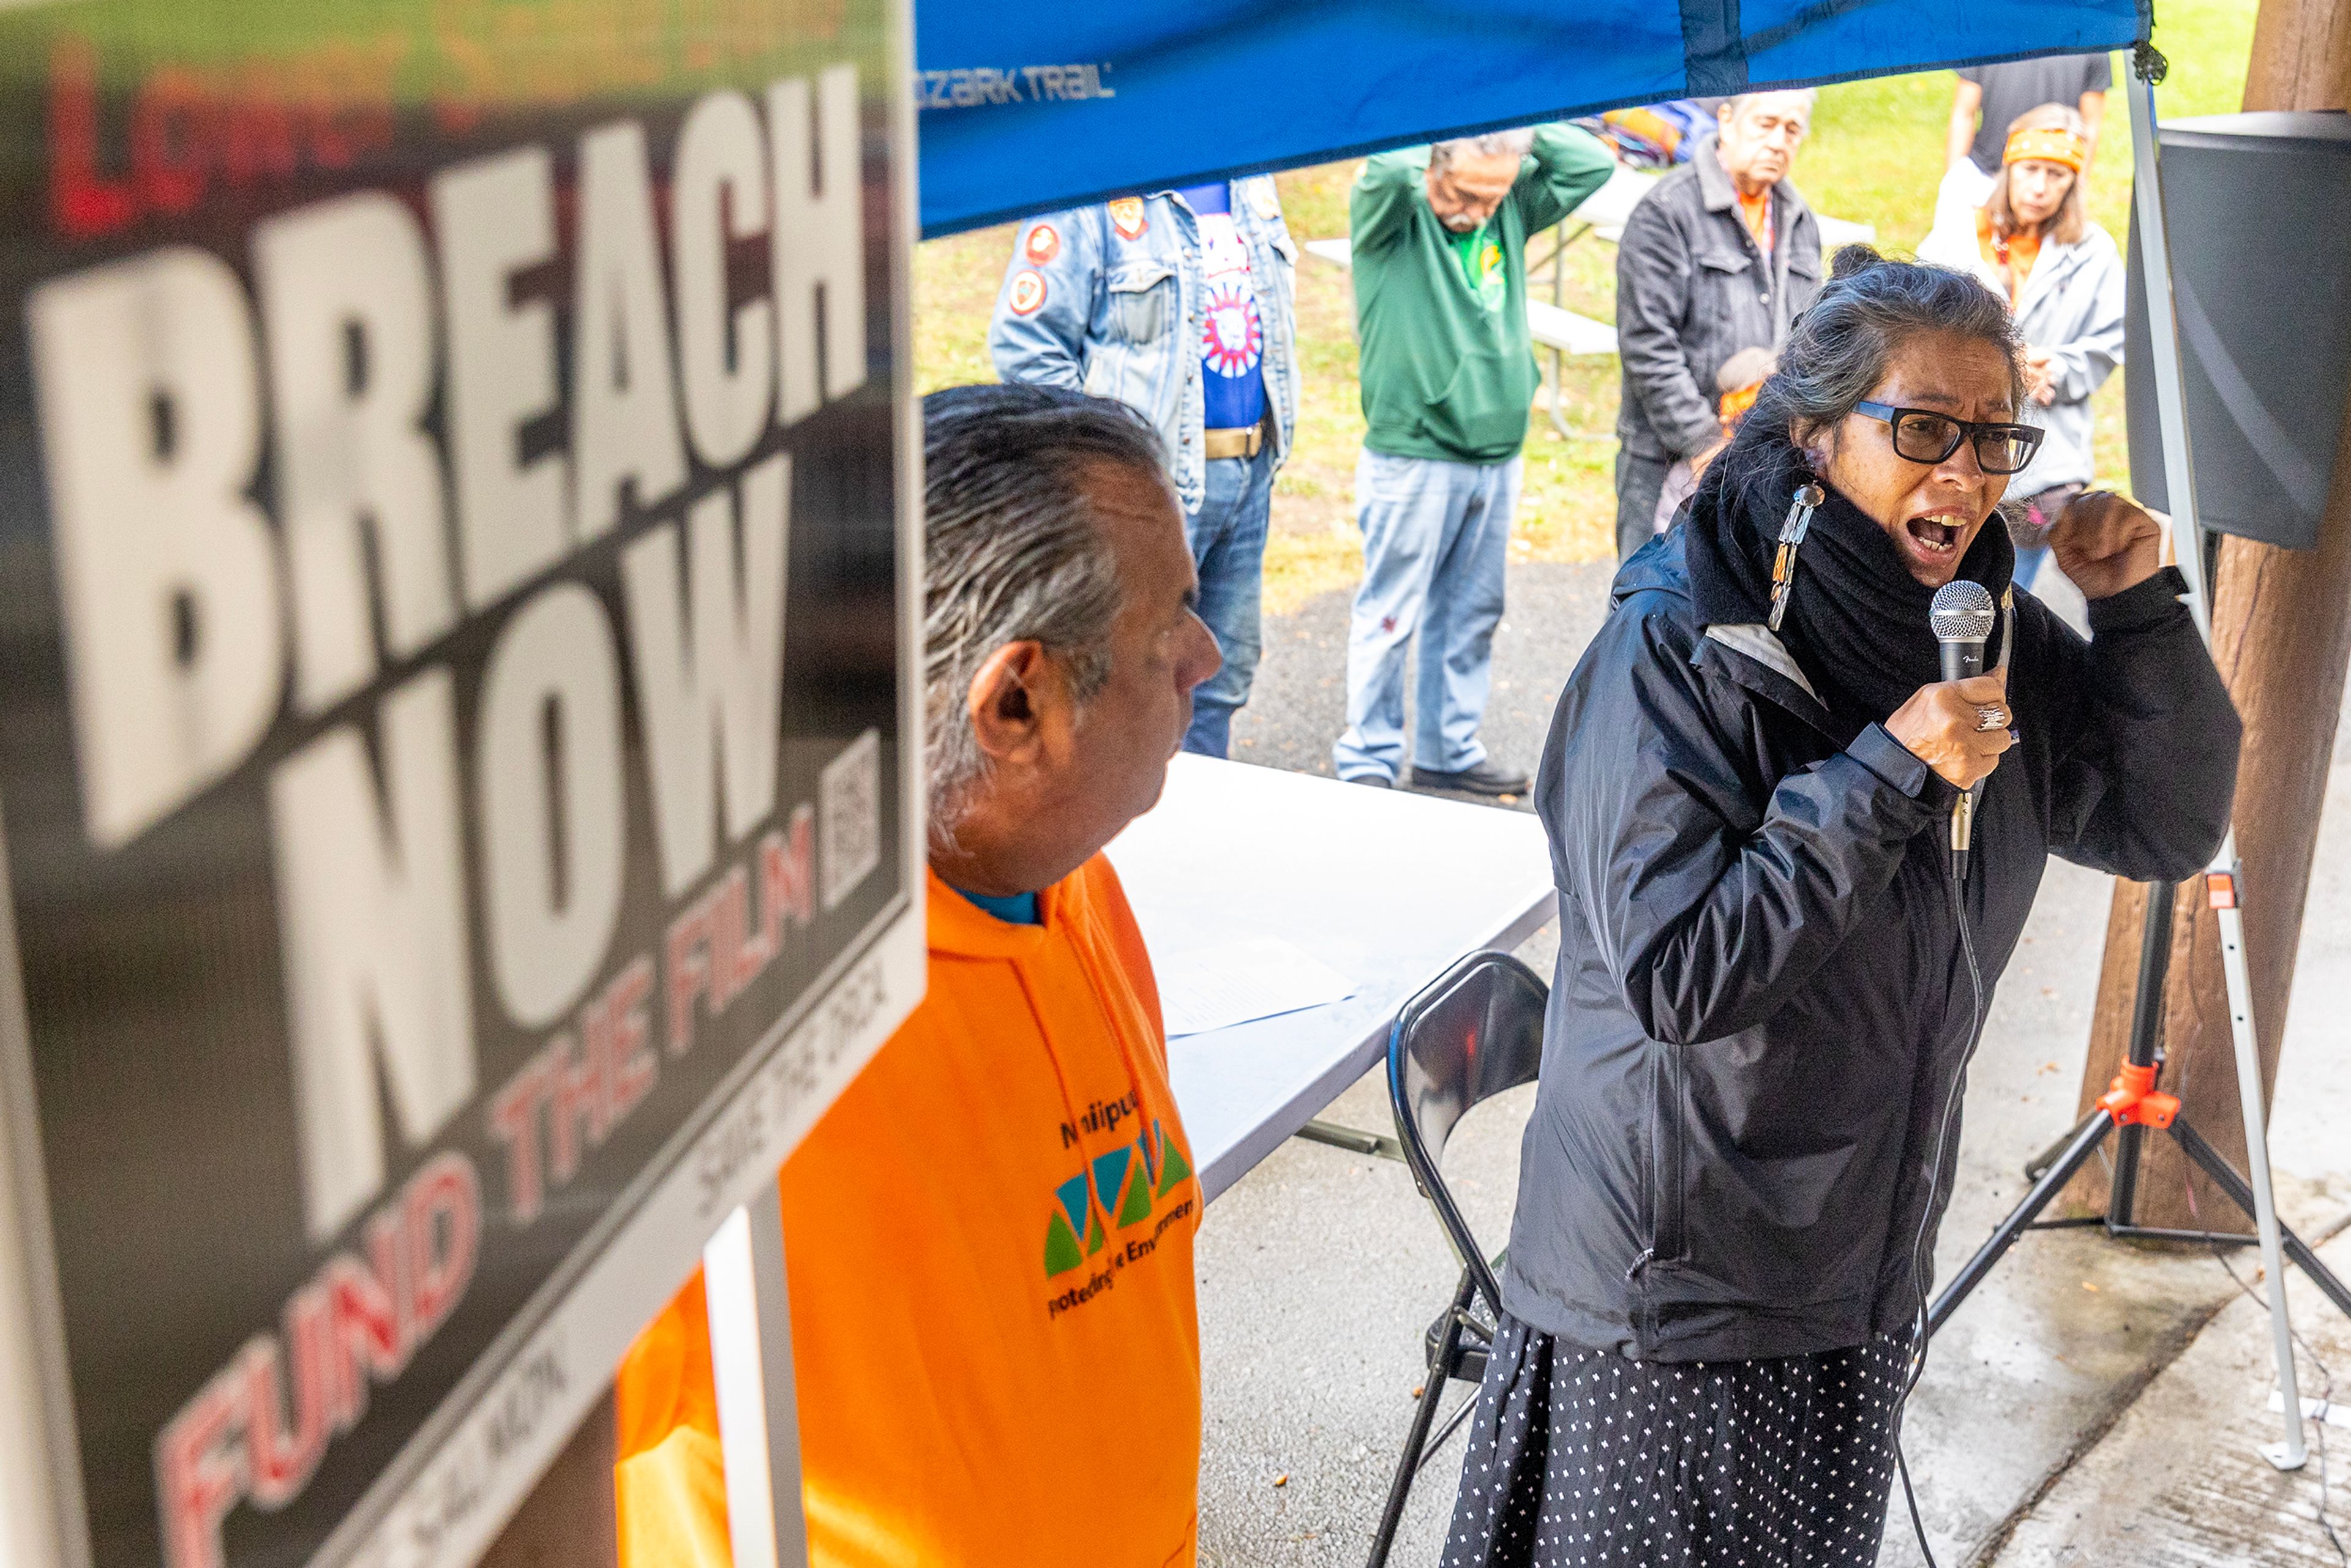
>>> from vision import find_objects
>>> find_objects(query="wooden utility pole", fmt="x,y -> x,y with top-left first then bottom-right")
2068,1 -> 2351,1228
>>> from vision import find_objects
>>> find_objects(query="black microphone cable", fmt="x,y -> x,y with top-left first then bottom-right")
1897,580 -> 1999,1562
1890,837 -> 1989,1568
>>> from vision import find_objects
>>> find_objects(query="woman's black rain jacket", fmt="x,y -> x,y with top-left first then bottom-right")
1504,530 -> 2240,1362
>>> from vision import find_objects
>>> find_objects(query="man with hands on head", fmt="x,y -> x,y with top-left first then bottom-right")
612,384 -> 1222,1568
1335,122 -> 1614,796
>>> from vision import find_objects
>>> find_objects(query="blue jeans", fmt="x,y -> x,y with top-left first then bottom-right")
1181,445 -> 1275,756
1333,449 -> 1520,781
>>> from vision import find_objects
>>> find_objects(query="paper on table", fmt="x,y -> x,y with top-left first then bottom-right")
1159,934 -> 1356,1038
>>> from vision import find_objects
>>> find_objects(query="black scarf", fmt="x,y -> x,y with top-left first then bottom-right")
1683,460 -> 2014,745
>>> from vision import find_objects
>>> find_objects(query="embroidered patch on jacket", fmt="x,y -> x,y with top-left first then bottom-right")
1202,279 -> 1262,375
1108,197 -> 1147,239
1009,268 -> 1048,315
1024,222 -> 1060,264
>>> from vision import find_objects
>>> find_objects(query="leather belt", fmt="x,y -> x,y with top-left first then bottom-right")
1202,425 -> 1264,460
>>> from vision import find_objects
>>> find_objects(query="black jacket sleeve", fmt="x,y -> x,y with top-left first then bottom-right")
1540,606 -> 1946,1047
2039,568 -> 2241,880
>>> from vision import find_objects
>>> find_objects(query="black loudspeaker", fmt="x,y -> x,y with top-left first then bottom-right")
2126,111 -> 2351,550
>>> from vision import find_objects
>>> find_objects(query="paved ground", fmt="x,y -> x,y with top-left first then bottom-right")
1193,557 -> 2351,1567
1989,1228 -> 2351,1568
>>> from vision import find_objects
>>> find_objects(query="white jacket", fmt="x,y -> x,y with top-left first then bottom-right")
1918,168 -> 2124,494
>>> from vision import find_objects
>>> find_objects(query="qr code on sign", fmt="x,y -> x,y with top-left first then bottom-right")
820,729 -> 881,912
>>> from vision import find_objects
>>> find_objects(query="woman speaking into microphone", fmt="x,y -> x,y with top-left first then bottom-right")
1442,249 -> 2239,1567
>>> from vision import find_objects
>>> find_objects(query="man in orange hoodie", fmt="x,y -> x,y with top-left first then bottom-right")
613,383 -> 1223,1567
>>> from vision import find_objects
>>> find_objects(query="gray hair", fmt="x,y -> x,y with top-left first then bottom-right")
1430,127 -> 1536,170
920,382 -> 1167,844
1719,88 -> 1818,123
1708,244 -> 2025,525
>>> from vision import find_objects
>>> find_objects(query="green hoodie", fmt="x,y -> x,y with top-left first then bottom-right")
1351,126 -> 1614,464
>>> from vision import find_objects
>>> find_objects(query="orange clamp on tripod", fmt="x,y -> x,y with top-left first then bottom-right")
2096,1060 -> 2178,1129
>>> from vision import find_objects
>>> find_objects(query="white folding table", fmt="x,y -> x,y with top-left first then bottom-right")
1104,756 -> 1557,1202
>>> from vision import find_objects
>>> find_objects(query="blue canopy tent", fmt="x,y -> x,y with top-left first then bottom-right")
914,0 -> 2147,236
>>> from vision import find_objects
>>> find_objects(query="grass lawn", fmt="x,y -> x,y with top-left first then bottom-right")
913,3 -> 2260,612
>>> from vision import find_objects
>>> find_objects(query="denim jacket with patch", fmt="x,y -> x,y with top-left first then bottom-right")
987,177 -> 1299,514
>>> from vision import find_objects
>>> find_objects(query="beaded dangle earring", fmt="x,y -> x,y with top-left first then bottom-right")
1766,479 -> 1826,632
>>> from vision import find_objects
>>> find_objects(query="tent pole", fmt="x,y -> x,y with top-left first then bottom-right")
2123,46 -> 2309,1472
705,1189 -> 815,1568
2125,51 -> 2211,622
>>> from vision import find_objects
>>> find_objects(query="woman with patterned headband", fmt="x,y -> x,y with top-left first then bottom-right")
1920,103 -> 2125,590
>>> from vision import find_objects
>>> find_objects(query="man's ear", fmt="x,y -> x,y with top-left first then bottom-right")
966,641 -> 1053,765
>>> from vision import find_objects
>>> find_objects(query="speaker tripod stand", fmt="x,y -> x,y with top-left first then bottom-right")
1924,872 -> 2351,1470
1912,45 -> 2351,1474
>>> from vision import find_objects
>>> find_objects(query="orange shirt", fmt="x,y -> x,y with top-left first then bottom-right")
615,1274 -> 733,1568
1737,188 -> 1774,254
1717,378 -> 1763,435
614,857 -> 1202,1568
1975,208 -> 2041,307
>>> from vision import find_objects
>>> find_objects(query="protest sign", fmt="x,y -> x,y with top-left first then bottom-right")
0,4 -> 920,1564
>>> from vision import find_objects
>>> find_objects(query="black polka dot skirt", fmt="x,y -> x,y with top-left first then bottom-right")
1441,1313 -> 1911,1567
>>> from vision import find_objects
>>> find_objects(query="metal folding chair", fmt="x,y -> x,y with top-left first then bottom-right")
1363,950 -> 1549,1568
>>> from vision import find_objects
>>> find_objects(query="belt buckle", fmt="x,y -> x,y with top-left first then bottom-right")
1204,426 -> 1258,460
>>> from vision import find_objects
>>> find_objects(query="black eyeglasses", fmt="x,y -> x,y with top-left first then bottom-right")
1854,401 -> 2044,475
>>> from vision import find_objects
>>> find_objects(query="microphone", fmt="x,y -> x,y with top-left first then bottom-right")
1930,580 -> 1997,880
1932,579 -> 1994,682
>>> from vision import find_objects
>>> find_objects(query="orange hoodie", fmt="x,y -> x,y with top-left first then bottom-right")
615,857 -> 1202,1567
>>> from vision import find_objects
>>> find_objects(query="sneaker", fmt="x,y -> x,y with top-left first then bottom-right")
1343,772 -> 1393,788
1409,759 -> 1530,797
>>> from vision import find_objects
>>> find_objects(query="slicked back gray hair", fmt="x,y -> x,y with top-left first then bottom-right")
1430,127 -> 1536,170
1721,88 -> 1818,122
921,382 -> 1168,844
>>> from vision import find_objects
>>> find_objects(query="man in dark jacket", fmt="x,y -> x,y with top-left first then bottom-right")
1614,91 -> 1823,560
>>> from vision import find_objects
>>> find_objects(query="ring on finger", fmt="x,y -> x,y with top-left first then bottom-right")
1974,703 -> 2009,732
